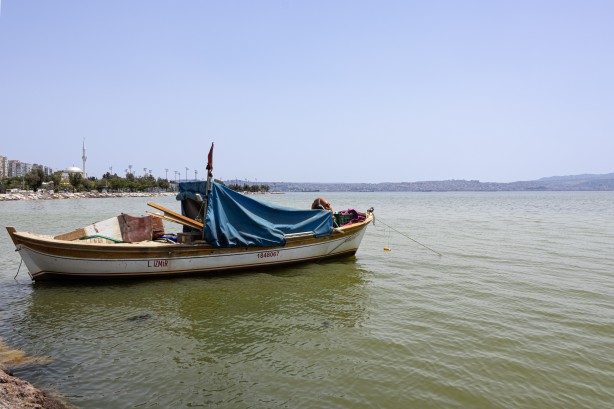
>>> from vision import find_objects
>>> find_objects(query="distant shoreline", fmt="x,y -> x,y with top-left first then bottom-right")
0,191 -> 283,201
0,191 -> 176,201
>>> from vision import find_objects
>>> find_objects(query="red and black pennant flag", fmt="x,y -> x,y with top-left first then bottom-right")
206,143 -> 214,177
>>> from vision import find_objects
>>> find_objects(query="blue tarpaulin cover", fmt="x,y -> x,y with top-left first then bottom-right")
177,182 -> 332,248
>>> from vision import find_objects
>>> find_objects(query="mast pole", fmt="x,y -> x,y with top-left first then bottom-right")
202,143 -> 214,240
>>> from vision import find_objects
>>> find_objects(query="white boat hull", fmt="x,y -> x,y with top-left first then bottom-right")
7,215 -> 371,280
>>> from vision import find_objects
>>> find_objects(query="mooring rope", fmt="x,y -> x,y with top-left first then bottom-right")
14,259 -> 23,280
375,216 -> 442,257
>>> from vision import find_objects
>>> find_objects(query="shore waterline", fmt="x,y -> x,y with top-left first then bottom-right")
1,192 -> 613,408
0,191 -> 176,201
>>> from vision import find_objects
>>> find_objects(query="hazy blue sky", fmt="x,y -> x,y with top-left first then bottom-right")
1,1 -> 612,183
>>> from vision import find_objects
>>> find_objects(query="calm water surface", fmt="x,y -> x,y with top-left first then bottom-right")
1,192 -> 613,408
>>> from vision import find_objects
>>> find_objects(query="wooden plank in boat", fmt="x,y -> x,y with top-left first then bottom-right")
54,216 -> 122,241
146,211 -> 202,230
147,202 -> 203,229
54,227 -> 88,241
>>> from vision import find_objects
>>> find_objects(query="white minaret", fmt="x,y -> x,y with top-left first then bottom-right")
82,138 -> 87,178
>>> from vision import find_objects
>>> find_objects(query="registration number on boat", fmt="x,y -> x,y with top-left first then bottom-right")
257,251 -> 280,259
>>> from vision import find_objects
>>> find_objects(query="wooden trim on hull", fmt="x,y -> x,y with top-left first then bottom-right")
8,216 -> 370,258
11,228 -> 363,260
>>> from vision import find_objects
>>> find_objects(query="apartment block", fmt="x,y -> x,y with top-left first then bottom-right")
0,156 -> 7,179
1,156 -> 53,179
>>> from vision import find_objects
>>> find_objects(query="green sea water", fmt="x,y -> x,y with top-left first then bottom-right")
1,192 -> 613,408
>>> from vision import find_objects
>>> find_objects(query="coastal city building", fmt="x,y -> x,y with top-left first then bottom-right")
8,160 -> 31,178
1,140 -> 84,184
60,166 -> 85,190
33,164 -> 54,177
63,166 -> 84,176
0,156 -> 7,179
0,156 -> 54,179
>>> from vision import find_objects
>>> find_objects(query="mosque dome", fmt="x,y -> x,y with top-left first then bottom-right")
65,166 -> 83,174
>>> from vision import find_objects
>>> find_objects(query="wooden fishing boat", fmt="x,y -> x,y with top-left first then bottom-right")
6,211 -> 372,281
6,146 -> 373,281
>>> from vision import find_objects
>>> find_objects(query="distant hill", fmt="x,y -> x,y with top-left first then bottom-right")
537,173 -> 614,182
527,173 -> 614,191
228,172 -> 614,192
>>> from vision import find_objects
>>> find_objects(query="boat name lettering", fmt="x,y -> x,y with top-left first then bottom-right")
147,259 -> 169,267
257,251 -> 280,259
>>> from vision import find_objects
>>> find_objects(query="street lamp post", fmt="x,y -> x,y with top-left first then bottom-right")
185,167 -> 189,181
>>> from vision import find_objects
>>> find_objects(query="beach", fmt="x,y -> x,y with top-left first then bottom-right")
0,191 -> 176,201
1,367 -> 71,409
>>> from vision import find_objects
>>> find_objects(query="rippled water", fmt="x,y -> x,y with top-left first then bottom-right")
1,192 -> 613,408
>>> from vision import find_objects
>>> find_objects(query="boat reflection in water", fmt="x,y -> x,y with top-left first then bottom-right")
20,261 -> 372,408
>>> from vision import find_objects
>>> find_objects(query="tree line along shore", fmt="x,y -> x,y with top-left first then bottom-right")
0,170 -> 273,201
1,169 -> 173,193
